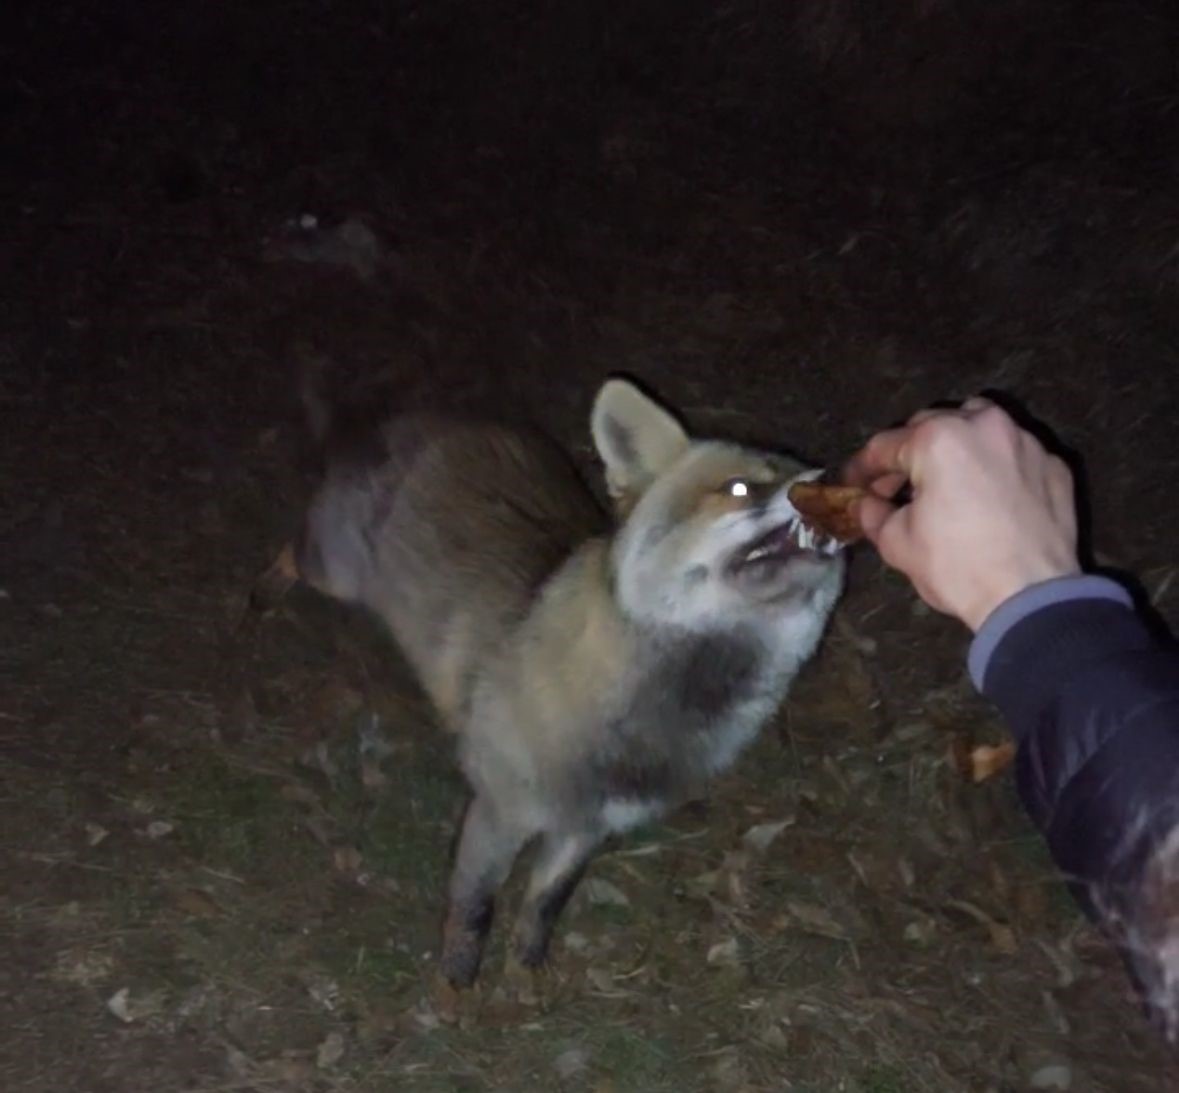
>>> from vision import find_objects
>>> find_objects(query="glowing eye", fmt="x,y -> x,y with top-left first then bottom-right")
725,479 -> 750,499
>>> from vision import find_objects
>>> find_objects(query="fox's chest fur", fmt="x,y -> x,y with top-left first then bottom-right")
462,541 -> 832,834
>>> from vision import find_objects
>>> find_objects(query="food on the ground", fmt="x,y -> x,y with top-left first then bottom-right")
951,737 -> 1016,783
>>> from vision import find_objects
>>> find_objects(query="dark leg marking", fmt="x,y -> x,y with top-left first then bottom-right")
440,795 -> 528,988
513,830 -> 601,970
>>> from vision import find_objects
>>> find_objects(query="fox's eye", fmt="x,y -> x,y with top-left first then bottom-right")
723,478 -> 751,499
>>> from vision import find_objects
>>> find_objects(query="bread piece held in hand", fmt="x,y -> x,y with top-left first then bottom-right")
787,482 -> 867,545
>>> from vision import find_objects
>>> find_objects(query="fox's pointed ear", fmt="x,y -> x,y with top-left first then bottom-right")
591,377 -> 689,506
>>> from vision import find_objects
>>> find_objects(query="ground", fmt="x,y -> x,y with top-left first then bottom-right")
4,1 -> 1179,1090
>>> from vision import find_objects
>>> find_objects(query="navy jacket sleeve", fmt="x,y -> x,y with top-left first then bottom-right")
969,575 -> 1179,1042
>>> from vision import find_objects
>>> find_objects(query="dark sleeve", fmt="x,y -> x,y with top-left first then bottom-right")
976,590 -> 1179,1042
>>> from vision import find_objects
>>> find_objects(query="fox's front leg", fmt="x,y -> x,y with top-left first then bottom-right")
441,795 -> 529,988
512,827 -> 603,970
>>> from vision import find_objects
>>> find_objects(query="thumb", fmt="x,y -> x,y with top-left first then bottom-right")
853,493 -> 896,543
857,495 -> 919,578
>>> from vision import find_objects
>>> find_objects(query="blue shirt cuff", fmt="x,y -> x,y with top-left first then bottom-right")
967,575 -> 1135,691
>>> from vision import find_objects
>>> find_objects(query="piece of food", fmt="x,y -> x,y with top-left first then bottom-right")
950,737 -> 1016,784
966,742 -> 1016,783
787,481 -> 867,544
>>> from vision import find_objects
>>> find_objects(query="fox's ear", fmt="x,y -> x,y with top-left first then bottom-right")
591,377 -> 689,505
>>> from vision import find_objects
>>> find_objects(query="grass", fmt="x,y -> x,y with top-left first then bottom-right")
162,754 -> 305,875
859,1066 -> 908,1093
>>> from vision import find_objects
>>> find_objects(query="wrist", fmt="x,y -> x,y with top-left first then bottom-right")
961,561 -> 1083,633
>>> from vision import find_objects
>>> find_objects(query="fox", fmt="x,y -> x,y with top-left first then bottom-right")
265,374 -> 847,987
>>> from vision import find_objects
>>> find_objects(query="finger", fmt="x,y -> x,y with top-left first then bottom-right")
842,427 -> 915,487
852,493 -> 897,543
867,471 -> 908,500
908,398 -> 991,425
1045,454 -> 1077,524
870,498 -> 920,575
906,407 -> 952,427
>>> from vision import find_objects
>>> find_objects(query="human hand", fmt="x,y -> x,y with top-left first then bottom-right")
842,397 -> 1082,632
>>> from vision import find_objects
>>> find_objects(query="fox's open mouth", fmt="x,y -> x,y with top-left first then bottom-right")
727,519 -> 837,576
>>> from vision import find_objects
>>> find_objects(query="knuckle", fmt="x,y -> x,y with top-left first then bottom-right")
978,403 -> 1017,435
1048,454 -> 1074,488
913,415 -> 964,456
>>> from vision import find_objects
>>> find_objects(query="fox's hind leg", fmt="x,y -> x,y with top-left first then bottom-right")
512,827 -> 603,970
440,794 -> 530,988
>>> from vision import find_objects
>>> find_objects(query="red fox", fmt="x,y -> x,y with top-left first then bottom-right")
272,375 -> 846,986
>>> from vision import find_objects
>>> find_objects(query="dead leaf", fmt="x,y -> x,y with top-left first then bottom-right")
685,870 -> 720,899
333,846 -> 364,874
586,967 -> 625,996
424,974 -> 463,1026
106,986 -> 167,1023
1035,939 -> 1083,989
988,858 -> 1012,902
304,973 -> 341,1012
784,900 -> 849,941
360,755 -> 388,792
945,898 -> 1018,954
903,918 -> 938,946
1029,1063 -> 1072,1090
225,1045 -> 254,1078
500,959 -> 543,1008
357,711 -> 394,758
554,1047 -> 590,1080
582,877 -> 630,908
145,820 -> 174,839
758,1022 -> 790,1050
707,937 -> 741,966
742,817 -> 794,853
84,822 -> 109,847
316,1030 -> 346,1070
281,782 -> 323,808
717,850 -> 753,910
172,888 -> 223,918
175,984 -> 217,1022
262,1057 -> 318,1085
302,740 -> 341,784
950,736 -> 1016,783
710,1049 -> 751,1091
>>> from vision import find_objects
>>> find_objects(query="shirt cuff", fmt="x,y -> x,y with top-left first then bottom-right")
967,574 -> 1135,691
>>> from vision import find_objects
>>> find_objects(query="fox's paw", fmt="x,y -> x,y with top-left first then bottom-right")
439,927 -> 486,990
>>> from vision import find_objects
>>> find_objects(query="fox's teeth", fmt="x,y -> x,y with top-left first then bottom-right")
792,518 -> 815,552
